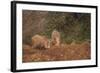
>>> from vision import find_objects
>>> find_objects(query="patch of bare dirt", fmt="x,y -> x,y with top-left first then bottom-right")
22,42 -> 91,63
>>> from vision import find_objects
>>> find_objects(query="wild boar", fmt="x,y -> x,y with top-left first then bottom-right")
32,35 -> 50,49
51,30 -> 60,46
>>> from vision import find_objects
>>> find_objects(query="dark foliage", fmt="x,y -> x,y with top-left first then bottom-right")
22,10 -> 91,44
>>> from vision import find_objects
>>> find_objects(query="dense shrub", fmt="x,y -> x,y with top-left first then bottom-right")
23,10 -> 90,44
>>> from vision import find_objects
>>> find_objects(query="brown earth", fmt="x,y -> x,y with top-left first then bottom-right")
22,42 -> 91,63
